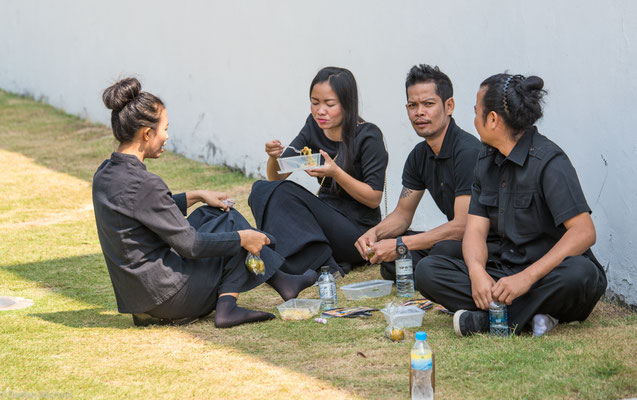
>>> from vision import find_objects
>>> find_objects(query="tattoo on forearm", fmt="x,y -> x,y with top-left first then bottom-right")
400,187 -> 413,199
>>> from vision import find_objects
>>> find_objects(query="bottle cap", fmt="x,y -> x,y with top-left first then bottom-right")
321,266 -> 330,273
415,331 -> 427,341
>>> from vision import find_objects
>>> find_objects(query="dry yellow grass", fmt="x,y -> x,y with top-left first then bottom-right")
1,90 -> 636,399
0,147 -> 359,399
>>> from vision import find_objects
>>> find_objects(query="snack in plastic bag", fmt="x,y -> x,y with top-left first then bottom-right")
366,245 -> 375,259
245,253 -> 265,275
221,198 -> 236,209
383,301 -> 405,342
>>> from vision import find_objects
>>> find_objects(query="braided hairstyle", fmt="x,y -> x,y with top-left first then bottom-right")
102,77 -> 164,143
480,73 -> 547,137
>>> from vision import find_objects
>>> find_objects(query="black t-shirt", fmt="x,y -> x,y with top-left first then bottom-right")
401,118 -> 482,221
469,126 -> 593,266
283,114 -> 388,228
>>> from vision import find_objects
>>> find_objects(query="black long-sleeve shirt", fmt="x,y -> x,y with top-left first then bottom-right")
92,152 -> 241,313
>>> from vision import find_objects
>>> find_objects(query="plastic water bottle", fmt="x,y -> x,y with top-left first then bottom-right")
396,252 -> 415,297
489,301 -> 509,336
410,331 -> 434,400
318,266 -> 337,310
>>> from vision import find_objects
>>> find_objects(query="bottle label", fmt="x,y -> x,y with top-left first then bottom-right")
395,258 -> 413,276
411,352 -> 432,371
318,283 -> 336,299
490,310 -> 507,325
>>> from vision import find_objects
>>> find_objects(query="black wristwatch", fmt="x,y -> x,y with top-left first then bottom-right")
396,236 -> 408,256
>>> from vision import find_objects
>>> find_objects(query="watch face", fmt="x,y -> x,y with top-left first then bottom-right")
397,245 -> 407,256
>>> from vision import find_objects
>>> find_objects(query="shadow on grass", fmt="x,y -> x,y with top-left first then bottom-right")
5,252 -> 637,399
3,253 -> 118,315
29,308 -> 132,329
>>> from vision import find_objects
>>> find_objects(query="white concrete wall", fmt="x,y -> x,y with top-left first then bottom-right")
1,0 -> 635,307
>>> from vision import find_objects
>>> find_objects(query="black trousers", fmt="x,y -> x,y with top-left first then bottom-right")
379,238 -> 464,280
250,181 -> 366,275
146,207 -> 284,319
415,254 -> 607,333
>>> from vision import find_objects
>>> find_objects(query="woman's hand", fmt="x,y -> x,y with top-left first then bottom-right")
238,229 -> 271,254
197,190 -> 231,211
306,150 -> 340,178
491,271 -> 534,305
265,139 -> 285,158
469,269 -> 496,310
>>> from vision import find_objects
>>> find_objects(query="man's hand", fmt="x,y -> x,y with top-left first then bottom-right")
238,230 -> 271,254
469,270 -> 496,310
355,230 -> 378,260
491,271 -> 534,305
369,238 -> 398,264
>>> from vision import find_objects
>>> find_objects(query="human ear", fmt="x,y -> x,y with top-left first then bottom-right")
445,98 -> 455,116
489,111 -> 498,128
143,127 -> 151,141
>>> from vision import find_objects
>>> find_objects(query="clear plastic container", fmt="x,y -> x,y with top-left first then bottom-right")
340,280 -> 393,300
277,154 -> 322,173
382,305 -> 425,328
276,298 -> 322,320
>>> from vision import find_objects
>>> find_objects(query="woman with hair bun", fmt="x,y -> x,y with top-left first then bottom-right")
249,67 -> 388,277
415,73 -> 607,337
93,77 -> 316,328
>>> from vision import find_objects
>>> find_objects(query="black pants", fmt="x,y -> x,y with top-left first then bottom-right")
250,181 -> 366,275
415,254 -> 607,333
146,207 -> 284,319
379,238 -> 463,280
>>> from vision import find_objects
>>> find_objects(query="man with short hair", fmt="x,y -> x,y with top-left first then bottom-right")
355,64 -> 481,279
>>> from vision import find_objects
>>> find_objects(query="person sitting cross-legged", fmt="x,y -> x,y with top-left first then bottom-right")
415,73 -> 607,337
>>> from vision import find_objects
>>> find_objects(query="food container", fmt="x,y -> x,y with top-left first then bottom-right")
277,154 -> 322,174
381,305 -> 425,328
276,298 -> 322,321
340,280 -> 393,300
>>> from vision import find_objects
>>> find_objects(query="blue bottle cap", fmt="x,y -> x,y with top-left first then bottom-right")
415,331 -> 427,341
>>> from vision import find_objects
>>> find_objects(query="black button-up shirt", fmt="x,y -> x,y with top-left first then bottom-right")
92,152 -> 241,313
402,118 -> 482,221
469,126 -> 592,266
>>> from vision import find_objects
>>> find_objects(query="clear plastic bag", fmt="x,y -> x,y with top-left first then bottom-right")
383,301 -> 405,342
221,198 -> 236,208
245,253 -> 265,275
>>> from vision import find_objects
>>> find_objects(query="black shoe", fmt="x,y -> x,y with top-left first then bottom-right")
132,313 -> 199,327
453,309 -> 489,337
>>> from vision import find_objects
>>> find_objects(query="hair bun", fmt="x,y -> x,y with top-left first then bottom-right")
520,75 -> 544,92
102,77 -> 141,112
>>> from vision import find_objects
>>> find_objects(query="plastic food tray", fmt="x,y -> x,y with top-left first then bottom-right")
277,154 -> 322,173
381,305 -> 425,328
276,298 -> 322,320
340,280 -> 393,300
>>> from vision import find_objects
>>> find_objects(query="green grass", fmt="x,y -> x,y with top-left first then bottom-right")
1,89 -> 636,399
